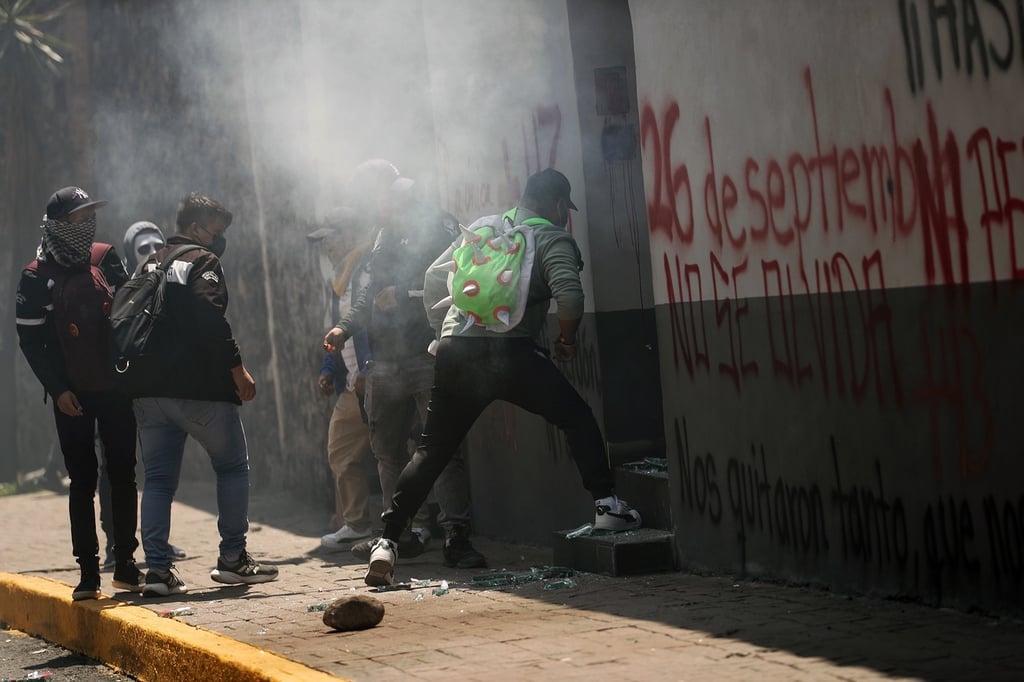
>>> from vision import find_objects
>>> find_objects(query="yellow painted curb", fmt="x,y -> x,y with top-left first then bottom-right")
0,572 -> 347,682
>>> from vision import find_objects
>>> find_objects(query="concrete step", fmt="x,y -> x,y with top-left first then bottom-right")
552,527 -> 676,576
614,461 -> 672,531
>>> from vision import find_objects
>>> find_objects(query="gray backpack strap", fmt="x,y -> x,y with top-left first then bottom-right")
158,244 -> 204,271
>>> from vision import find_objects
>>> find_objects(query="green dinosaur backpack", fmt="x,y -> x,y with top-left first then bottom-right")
433,209 -> 543,333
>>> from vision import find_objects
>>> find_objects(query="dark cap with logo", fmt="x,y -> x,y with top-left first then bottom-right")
45,186 -> 109,220
523,168 -> 578,211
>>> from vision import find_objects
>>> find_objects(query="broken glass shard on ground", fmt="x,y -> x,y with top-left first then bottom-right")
622,457 -> 669,474
373,579 -> 444,593
371,583 -> 413,592
470,566 -> 575,588
565,523 -> 593,538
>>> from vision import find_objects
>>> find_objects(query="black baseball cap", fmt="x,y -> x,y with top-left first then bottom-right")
44,186 -> 109,220
523,168 -> 578,210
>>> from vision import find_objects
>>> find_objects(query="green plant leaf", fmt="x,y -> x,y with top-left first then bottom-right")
0,0 -> 67,75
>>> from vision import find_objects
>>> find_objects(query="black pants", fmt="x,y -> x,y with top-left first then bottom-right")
53,390 -> 139,571
382,336 -> 614,539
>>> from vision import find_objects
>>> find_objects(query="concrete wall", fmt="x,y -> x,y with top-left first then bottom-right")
631,0 -> 1024,612
566,0 -> 664,457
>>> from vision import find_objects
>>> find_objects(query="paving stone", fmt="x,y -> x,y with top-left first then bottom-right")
3,486 -> 1024,681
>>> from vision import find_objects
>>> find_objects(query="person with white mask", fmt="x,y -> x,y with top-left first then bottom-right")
122,221 -> 166,275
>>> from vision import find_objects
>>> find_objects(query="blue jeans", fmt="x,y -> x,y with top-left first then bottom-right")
134,397 -> 250,571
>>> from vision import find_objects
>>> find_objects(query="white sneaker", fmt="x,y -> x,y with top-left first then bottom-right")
594,496 -> 642,531
364,538 -> 398,587
321,524 -> 372,550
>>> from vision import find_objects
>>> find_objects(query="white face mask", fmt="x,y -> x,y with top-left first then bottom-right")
134,232 -> 165,260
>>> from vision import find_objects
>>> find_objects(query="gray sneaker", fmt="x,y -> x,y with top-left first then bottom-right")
142,567 -> 188,597
210,550 -> 279,585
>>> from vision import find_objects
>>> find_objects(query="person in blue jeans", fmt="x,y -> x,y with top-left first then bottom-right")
133,193 -> 277,596
94,221 -> 188,572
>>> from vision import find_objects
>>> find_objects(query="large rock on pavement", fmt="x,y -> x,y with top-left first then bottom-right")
323,594 -> 385,631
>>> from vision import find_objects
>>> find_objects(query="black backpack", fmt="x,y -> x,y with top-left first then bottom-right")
110,244 -> 201,396
30,243 -> 117,392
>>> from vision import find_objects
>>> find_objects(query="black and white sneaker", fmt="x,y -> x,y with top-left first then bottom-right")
594,496 -> 642,531
364,538 -> 397,587
352,529 -> 426,561
142,567 -> 188,597
210,550 -> 279,585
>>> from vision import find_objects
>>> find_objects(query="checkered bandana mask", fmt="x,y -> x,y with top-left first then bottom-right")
38,215 -> 97,267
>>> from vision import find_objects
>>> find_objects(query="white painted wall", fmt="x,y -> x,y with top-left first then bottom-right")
632,0 -> 1024,302
630,0 -> 1024,612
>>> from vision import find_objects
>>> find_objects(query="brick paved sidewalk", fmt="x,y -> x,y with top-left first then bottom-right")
2,485 -> 1022,681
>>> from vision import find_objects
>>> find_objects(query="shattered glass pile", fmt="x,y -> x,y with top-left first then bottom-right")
621,457 -> 668,474
469,565 -> 576,589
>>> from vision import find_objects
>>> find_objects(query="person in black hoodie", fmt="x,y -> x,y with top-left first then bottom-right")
324,166 -> 486,569
15,186 -> 144,600
84,220 -> 187,572
133,192 -> 277,597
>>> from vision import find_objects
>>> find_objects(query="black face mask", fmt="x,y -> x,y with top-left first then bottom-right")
210,234 -> 227,258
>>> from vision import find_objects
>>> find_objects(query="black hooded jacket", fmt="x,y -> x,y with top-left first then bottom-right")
337,203 -> 458,361
16,245 -> 128,399
135,235 -> 243,404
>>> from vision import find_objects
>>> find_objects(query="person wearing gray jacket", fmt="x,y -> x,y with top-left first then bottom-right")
353,168 -> 642,587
